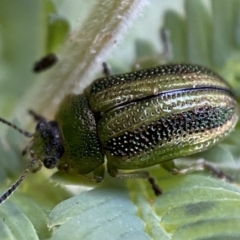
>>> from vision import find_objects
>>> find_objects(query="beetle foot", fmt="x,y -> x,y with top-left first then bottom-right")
94,176 -> 104,183
148,176 -> 162,196
171,159 -> 233,182
102,62 -> 111,77
197,159 -> 233,182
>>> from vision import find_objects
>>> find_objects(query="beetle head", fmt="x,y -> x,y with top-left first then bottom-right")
31,120 -> 64,169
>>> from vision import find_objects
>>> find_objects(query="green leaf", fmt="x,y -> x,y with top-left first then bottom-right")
163,10 -> 187,62
48,172 -> 240,239
46,16 -> 69,53
185,0 -> 212,65
0,202 -> 38,240
9,196 -> 50,240
0,0 -> 44,118
44,1 -> 70,53
49,188 -> 152,240
211,0 -> 240,66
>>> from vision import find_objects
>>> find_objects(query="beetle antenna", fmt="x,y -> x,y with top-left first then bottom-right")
0,117 -> 33,138
0,159 -> 37,204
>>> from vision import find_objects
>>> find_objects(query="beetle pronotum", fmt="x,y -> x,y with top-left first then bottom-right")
0,64 -> 238,203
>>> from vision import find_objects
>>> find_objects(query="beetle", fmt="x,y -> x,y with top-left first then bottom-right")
0,63 -> 238,203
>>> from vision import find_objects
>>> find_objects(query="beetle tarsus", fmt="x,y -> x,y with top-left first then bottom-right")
171,159 -> 233,182
199,160 -> 233,182
108,167 -> 162,196
102,62 -> 111,77
160,28 -> 172,61
148,176 -> 162,196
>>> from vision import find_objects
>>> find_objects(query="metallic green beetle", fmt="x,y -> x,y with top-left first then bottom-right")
0,64 -> 238,203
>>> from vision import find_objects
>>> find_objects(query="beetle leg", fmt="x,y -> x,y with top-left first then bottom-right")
58,163 -> 105,183
92,164 -> 105,183
102,62 -> 111,77
147,176 -> 162,196
108,165 -> 162,196
171,159 -> 233,182
77,165 -> 105,183
160,161 -> 177,172
28,109 -> 46,122
132,28 -> 172,71
159,28 -> 172,61
108,167 -> 149,178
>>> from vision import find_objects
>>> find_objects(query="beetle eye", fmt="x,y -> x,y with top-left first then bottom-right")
43,157 -> 57,169
35,121 -> 46,131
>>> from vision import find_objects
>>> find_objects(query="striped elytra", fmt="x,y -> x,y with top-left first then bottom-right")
89,64 -> 238,169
